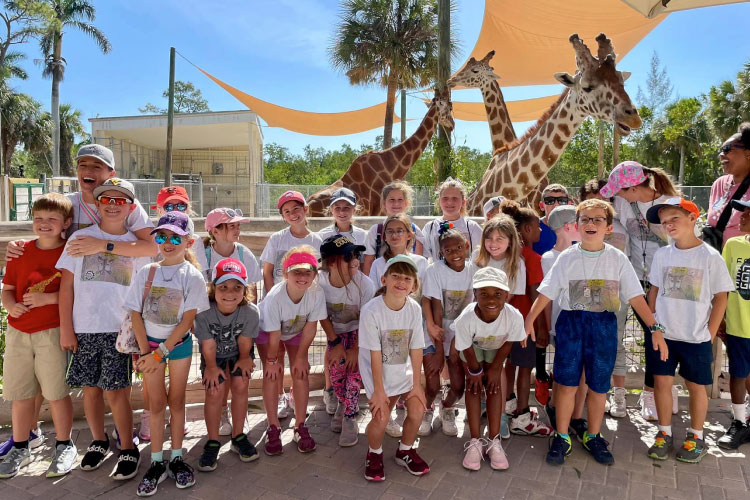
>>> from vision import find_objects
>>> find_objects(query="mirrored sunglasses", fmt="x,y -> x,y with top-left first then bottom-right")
97,195 -> 132,206
154,233 -> 183,245
163,202 -> 188,212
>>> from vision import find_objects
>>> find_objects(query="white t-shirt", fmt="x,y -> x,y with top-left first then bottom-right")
259,228 -> 323,284
358,296 -> 425,397
364,220 -> 425,257
649,243 -> 735,343
67,192 -> 152,237
615,195 -> 671,280
422,260 -> 476,348
605,219 -> 630,257
318,271 -> 376,334
538,243 -> 643,313
259,281 -> 327,340
317,224 -> 368,247
452,302 -> 526,352
123,261 -> 210,340
422,217 -> 483,262
56,225 -> 151,333
473,254 -> 526,296
195,242 -> 262,284
541,247 -> 563,334
368,253 -> 428,289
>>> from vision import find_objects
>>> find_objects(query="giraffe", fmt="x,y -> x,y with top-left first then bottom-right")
465,33 -> 641,215
447,50 -> 548,211
307,88 -> 454,216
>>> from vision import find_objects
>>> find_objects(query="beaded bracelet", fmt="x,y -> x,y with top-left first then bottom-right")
467,366 -> 483,377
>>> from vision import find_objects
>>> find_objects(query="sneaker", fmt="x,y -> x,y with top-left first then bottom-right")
545,404 -> 557,432
293,424 -> 316,453
364,451 -> 385,481
331,403 -> 344,433
0,447 -> 31,478
385,415 -> 403,438
440,407 -> 458,436
418,408 -> 434,436
718,420 -> 750,450
219,406 -> 232,436
46,442 -> 78,478
671,385 -> 681,415
113,428 -> 140,450
136,460 -> 167,497
487,435 -> 509,470
323,388 -> 337,415
569,418 -> 588,443
197,440 -> 221,472
505,396 -> 517,415
264,425 -> 283,456
676,433 -> 708,463
113,447 -> 141,480
462,438 -> 484,471
647,431 -> 674,460
139,411 -> 151,441
640,391 -> 657,421
339,416 -> 359,447
395,447 -> 430,476
546,433 -> 572,465
535,376 -> 550,406
609,387 -> 627,418
500,414 -> 510,439
510,409 -> 553,437
0,427 -> 44,459
277,394 -> 289,419
745,394 -> 750,421
288,389 -> 296,415
80,439 -> 110,471
168,456 -> 195,489
583,433 -> 614,465
231,433 -> 259,462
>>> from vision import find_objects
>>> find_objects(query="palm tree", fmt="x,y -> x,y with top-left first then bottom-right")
55,102 -> 84,176
0,80 -> 51,175
39,0 -> 110,176
705,61 -> 750,140
330,0 -> 456,149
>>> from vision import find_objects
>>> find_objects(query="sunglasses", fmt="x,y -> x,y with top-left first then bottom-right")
719,143 -> 745,155
154,233 -> 183,245
163,202 -> 188,212
543,196 -> 569,205
97,195 -> 132,206
224,208 -> 243,217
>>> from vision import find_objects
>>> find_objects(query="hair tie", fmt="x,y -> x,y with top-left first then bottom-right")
438,221 -> 454,236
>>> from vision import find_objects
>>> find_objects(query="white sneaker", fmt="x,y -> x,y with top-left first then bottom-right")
440,407 -> 458,436
671,385 -> 681,415
219,406 -> 232,436
29,426 -> 44,449
462,438 -> 484,471
505,397 -> 517,415
277,394 -> 289,419
745,394 -> 750,422
418,408 -> 434,436
288,389 -> 296,415
640,391 -> 657,421
609,387 -> 627,418
385,415 -> 403,438
323,388 -> 337,415
486,435 -> 509,470
509,409 -> 553,436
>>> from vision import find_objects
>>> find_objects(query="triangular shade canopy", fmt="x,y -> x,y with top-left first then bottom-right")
620,0 -> 746,18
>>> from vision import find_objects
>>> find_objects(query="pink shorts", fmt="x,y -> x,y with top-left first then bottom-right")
256,330 -> 303,346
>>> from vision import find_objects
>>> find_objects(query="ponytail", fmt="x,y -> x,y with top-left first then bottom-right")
185,248 -> 201,270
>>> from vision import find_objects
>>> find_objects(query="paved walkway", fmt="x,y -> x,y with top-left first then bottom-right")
2,393 -> 749,500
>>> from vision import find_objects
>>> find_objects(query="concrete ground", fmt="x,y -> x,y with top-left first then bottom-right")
1,393 -> 749,500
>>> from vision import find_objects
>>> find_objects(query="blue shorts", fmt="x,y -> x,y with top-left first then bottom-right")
726,334 -> 750,379
553,310 -> 617,394
645,335 -> 713,385
147,334 -> 193,362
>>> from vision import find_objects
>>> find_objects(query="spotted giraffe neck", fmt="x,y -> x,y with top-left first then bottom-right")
481,79 -> 516,152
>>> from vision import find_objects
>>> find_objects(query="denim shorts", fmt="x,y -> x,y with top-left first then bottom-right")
646,335 -> 713,385
726,334 -> 750,379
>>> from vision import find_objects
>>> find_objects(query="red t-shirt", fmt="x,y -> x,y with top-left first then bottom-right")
2,240 -> 65,333
509,246 -> 544,318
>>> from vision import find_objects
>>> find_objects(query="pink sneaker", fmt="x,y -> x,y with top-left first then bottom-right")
139,410 -> 151,441
462,438 -> 484,471
487,435 -> 509,470
294,424 -> 316,453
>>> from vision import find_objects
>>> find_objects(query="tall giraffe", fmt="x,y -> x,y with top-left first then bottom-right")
465,33 -> 641,215
307,89 -> 454,216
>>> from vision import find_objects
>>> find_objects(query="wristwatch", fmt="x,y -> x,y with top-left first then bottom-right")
649,323 -> 666,334
327,337 -> 342,348
106,241 -> 115,252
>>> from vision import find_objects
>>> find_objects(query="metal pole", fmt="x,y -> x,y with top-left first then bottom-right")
400,87 -> 406,143
165,47 -> 176,185
436,0 -> 451,182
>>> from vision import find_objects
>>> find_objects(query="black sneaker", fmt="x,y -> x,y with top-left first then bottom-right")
231,434 -> 259,463
545,404 -> 557,432
168,456 -> 195,489
81,440 -> 110,471
137,460 -> 167,497
197,440 -> 221,472
546,433 -> 572,465
583,433 -> 614,465
569,418 -> 588,443
718,420 -> 750,450
113,447 -> 141,480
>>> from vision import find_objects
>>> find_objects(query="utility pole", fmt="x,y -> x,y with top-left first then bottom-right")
164,47 -> 175,185
400,87 -> 406,143
435,0 -> 452,183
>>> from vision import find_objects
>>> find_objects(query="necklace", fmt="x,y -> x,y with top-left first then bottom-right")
159,262 -> 183,282
579,243 -> 604,300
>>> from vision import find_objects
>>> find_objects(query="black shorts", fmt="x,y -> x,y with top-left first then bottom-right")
66,332 -> 132,391
726,334 -> 750,379
645,335 -> 713,385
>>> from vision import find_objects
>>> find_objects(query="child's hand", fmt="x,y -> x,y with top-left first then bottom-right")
66,236 -> 105,257
329,343 -> 346,369
234,357 -> 254,379
22,292 -> 49,309
426,322 -> 445,344
5,240 -> 26,260
60,328 -> 78,353
345,347 -> 359,371
466,371 -> 483,395
523,318 -> 536,347
405,385 -> 426,412
264,359 -> 282,381
7,302 -> 30,318
137,354 -> 161,374
202,365 -> 224,394
536,330 -> 550,349
369,389 -> 389,423
717,319 -> 727,343
651,331 -> 669,362
486,365 -> 502,395
292,355 -> 310,380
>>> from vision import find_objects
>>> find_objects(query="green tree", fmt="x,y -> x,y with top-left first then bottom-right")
705,61 -> 750,140
0,80 -> 50,174
330,0 -> 457,149
0,1 -> 50,75
636,52 -> 674,118
139,80 -> 210,114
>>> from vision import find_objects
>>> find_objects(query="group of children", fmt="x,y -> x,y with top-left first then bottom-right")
2,144 -> 750,493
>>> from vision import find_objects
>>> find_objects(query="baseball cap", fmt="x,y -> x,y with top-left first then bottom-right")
548,205 -> 577,230
283,251 -> 318,272
205,208 -> 250,232
76,144 -> 115,170
157,186 -> 189,207
472,266 -> 510,292
383,254 -> 418,274
599,161 -> 648,198
93,178 -> 135,201
150,211 -> 192,236
320,235 -> 366,260
645,197 -> 700,224
214,258 -> 248,286
732,199 -> 750,211
483,196 -> 505,217
277,190 -> 306,210
329,187 -> 357,206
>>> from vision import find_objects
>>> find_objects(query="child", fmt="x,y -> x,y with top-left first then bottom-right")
643,198 -> 733,463
194,258 -> 260,470
197,208 -> 261,285
456,267 -> 525,471
533,184 -> 571,256
359,255 -> 429,481
483,196 -> 505,222
422,178 -> 482,261
362,181 -> 425,276
57,178 -> 150,481
421,226 -> 473,437
258,246 -> 327,455
524,199 -> 668,466
318,235 -> 375,447
368,214 -> 428,286
0,194 -> 75,479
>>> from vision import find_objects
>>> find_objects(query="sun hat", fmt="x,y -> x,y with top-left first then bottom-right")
482,196 -> 505,217
320,235 -> 366,260
329,187 -> 357,206
93,178 -> 135,201
157,186 -> 189,207
645,197 -> 700,224
548,205 -> 577,231
599,161 -> 648,198
205,208 -> 250,232
383,254 -> 418,274
283,252 -> 318,272
76,144 -> 115,170
150,211 -> 192,236
277,190 -> 307,210
472,266 -> 510,292
214,258 -> 248,286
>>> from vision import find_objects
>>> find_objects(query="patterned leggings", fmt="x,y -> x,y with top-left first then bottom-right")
328,330 -> 362,418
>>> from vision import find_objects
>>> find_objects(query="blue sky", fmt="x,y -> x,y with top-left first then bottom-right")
8,0 -> 750,154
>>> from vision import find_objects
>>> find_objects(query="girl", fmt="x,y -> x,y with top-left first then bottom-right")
362,181 -> 425,276
359,255 -> 429,481
318,235 -> 376,447
126,212 -> 209,497
457,267 -> 525,471
197,208 -> 261,286
421,226 -> 473,437
194,258 -> 260,472
423,178 -> 483,261
368,214 -> 428,287
257,245 -> 327,455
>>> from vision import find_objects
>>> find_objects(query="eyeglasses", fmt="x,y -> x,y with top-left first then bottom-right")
578,216 -> 608,226
97,195 -> 132,206
163,202 -> 188,212
385,229 -> 408,236
154,233 -> 183,245
543,196 -> 569,205
719,143 -> 745,155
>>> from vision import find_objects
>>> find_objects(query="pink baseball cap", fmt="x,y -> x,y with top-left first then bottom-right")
277,190 -> 306,210
214,258 -> 248,285
599,161 -> 648,198
205,208 -> 250,232
283,252 -> 318,272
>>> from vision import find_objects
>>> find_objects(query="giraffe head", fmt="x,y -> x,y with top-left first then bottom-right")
432,87 -> 455,133
554,33 -> 641,136
447,50 -> 501,89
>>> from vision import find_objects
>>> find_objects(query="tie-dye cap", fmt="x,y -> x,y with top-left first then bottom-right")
599,161 -> 648,198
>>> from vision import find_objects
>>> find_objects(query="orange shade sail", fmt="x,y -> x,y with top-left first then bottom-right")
435,95 -> 562,123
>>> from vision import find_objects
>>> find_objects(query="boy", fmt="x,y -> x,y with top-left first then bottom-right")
525,199 -> 667,466
719,198 -> 750,449
483,196 -> 505,221
57,178 -> 150,481
533,184 -> 571,256
0,194 -> 76,479
643,198 -> 733,462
